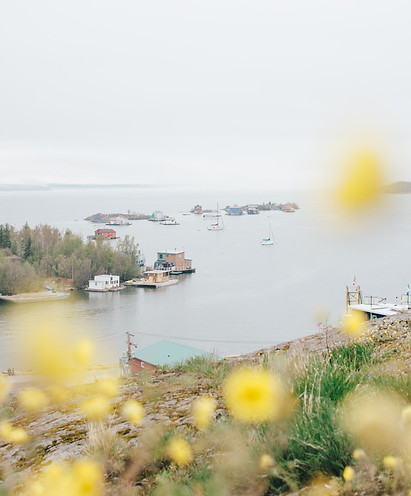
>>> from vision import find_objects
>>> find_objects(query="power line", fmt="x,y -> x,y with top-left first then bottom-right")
137,331 -> 279,345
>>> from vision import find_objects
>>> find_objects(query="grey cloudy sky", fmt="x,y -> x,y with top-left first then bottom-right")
1,1 -> 410,189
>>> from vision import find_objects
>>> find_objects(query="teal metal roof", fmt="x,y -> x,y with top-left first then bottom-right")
135,340 -> 213,367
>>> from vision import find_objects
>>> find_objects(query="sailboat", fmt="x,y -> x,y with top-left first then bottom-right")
207,204 -> 224,231
261,224 -> 274,245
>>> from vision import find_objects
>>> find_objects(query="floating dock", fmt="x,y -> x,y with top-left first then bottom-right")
0,291 -> 70,303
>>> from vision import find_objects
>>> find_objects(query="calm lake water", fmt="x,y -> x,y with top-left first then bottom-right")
0,186 -> 409,369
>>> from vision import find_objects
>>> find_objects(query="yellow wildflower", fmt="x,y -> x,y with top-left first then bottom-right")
0,376 -> 10,403
72,340 -> 94,367
25,326 -> 72,380
401,405 -> 411,423
22,459 -> 103,496
343,466 -> 355,482
340,388 -> 404,455
335,151 -> 383,211
0,421 -> 29,444
0,421 -> 13,440
223,367 -> 287,423
80,395 -> 112,421
97,377 -> 119,398
352,448 -> 366,461
383,455 -> 398,470
342,311 -> 366,338
18,387 -> 49,412
121,399 -> 144,426
9,427 -> 29,444
167,437 -> 193,467
192,396 -> 217,429
72,458 -> 103,496
47,384 -> 70,405
259,454 -> 275,469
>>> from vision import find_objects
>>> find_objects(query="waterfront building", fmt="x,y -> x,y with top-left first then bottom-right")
87,274 -> 120,292
227,205 -> 243,215
130,340 -> 213,373
154,250 -> 195,273
95,228 -> 117,239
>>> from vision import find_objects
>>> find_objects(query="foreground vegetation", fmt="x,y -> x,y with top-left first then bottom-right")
0,316 -> 410,495
0,223 -> 141,293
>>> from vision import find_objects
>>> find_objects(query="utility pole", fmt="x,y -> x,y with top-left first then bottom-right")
126,332 -> 136,362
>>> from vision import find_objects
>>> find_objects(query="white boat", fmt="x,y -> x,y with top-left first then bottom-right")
0,291 -> 70,303
203,210 -> 221,218
160,218 -> 179,225
261,224 -> 274,245
207,205 -> 224,230
208,222 -> 224,231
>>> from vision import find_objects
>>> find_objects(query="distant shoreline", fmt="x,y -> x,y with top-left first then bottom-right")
0,183 -> 157,191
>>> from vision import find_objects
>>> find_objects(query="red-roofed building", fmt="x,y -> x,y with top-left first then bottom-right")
95,228 -> 117,239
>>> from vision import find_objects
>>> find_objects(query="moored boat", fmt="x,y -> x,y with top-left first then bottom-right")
0,291 -> 70,303
129,270 -> 179,288
159,218 -> 179,225
261,223 -> 274,245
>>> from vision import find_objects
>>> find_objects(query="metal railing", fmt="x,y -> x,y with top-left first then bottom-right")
362,295 -> 387,306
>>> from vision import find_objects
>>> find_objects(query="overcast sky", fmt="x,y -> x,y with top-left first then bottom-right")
1,1 -> 410,189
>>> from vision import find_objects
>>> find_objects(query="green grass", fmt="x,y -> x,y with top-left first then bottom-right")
268,343 -> 376,493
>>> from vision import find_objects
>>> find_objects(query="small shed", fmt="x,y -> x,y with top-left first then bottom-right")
130,340 -> 214,373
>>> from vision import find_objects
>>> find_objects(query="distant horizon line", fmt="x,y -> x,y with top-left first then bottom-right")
0,183 -> 161,191
0,182 -> 314,192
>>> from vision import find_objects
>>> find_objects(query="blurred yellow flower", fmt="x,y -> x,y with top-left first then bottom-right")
8,427 -> 29,444
401,405 -> 411,423
223,367 -> 287,423
72,340 -> 94,367
0,376 -> 10,403
0,421 -> 29,444
0,421 -> 13,440
47,384 -> 70,405
21,459 -> 103,496
340,388 -> 405,456
80,395 -> 112,421
342,311 -> 366,338
335,151 -> 383,211
259,454 -> 275,469
352,448 -> 366,461
97,377 -> 119,398
383,455 -> 398,470
73,458 -> 103,496
343,465 -> 355,482
121,399 -> 144,426
19,387 -> 49,412
167,437 -> 193,467
192,396 -> 217,429
25,327 -> 72,380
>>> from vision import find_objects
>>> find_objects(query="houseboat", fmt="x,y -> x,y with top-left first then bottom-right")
106,216 -> 132,226
247,205 -> 259,215
86,274 -> 124,292
192,205 -> 203,215
94,228 -> 118,239
227,205 -> 243,216
154,251 -> 196,274
127,270 -> 178,288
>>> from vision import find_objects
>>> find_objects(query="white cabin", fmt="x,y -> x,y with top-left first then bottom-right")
87,274 -> 120,291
